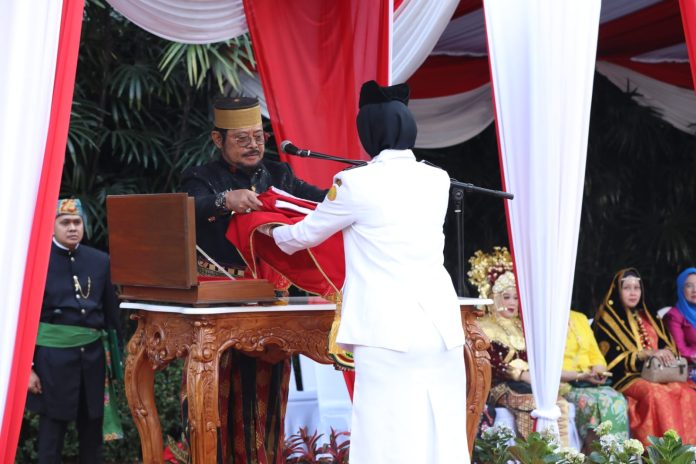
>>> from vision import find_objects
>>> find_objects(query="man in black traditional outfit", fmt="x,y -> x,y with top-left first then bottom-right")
27,199 -> 121,464
182,96 -> 326,274
181,97 -> 326,463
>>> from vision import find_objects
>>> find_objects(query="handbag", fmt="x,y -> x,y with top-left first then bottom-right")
641,355 -> 688,383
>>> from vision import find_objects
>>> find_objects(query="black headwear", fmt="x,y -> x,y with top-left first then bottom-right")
356,80 -> 417,157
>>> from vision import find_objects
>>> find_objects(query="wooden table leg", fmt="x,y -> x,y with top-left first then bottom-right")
462,306 -> 492,457
187,321 -> 221,464
125,319 -> 164,464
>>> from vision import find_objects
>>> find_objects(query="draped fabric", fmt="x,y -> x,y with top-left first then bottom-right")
235,0 -> 463,138
409,83 -> 493,149
596,60 -> 696,134
484,0 -> 601,436
241,0 -> 390,188
106,0 -> 248,44
391,0 -> 460,83
0,1 -> 84,462
107,0 -> 696,145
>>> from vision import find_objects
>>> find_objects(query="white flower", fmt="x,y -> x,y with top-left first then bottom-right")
539,427 -> 561,448
595,420 -> 613,436
623,438 -> 644,456
600,433 -> 623,455
558,446 -> 585,464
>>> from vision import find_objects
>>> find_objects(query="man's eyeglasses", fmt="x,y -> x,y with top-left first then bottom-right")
232,133 -> 265,148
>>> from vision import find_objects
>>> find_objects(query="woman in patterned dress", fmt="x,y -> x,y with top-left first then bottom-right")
593,268 -> 696,445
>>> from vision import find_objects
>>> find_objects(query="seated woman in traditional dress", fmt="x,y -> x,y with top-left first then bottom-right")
468,248 -> 572,445
563,310 -> 629,447
663,268 -> 696,376
593,268 -> 696,445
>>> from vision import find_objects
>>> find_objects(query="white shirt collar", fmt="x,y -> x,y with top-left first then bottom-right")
371,148 -> 415,163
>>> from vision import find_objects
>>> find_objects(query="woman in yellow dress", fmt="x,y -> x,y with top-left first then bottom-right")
563,310 -> 629,445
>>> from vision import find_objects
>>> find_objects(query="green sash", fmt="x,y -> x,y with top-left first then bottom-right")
36,322 -> 124,441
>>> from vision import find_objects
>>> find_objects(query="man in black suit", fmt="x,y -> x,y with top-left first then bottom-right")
27,199 -> 121,464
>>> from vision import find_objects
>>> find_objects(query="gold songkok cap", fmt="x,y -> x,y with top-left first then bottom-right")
213,97 -> 262,129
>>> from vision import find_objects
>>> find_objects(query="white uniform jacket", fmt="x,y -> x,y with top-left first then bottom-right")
273,149 -> 465,352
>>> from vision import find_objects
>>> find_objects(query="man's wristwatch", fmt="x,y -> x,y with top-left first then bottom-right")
215,191 -> 232,214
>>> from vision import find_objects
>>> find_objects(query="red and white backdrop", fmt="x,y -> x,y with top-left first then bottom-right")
0,1 -> 85,461
4,0 -> 696,457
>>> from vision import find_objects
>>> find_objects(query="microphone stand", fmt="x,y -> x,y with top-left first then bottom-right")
450,180 -> 513,297
285,150 -> 367,166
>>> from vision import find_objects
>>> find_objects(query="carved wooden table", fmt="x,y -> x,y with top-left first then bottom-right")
122,297 -> 491,464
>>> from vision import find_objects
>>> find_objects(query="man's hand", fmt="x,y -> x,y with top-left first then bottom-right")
225,189 -> 263,214
28,369 -> 42,395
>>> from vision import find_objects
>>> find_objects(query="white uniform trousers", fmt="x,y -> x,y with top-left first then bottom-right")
349,314 -> 469,464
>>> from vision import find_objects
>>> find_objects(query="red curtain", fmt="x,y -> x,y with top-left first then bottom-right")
0,1 -> 84,461
242,0 -> 391,188
680,0 -> 696,94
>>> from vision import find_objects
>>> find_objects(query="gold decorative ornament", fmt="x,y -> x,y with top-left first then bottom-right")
467,246 -> 514,299
73,275 -> 91,300
327,185 -> 337,201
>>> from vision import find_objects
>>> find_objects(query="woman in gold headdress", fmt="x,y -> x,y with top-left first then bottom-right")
468,248 -> 572,444
593,268 -> 696,445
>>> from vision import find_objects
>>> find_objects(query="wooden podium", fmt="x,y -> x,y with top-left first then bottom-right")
107,193 -> 492,463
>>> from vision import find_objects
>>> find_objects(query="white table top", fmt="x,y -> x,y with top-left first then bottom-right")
120,297 -> 492,315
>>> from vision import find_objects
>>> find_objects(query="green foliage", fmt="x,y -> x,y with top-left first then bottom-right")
506,431 -> 566,464
473,421 -> 696,464
643,430 -> 696,464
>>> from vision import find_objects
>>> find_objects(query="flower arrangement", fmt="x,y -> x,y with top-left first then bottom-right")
586,421 -> 643,463
473,424 -> 515,464
473,422 -> 696,464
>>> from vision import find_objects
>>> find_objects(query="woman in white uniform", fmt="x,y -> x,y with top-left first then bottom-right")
269,80 -> 468,463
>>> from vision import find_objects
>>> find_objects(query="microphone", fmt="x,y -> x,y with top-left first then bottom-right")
280,140 -> 310,157
279,140 -> 367,166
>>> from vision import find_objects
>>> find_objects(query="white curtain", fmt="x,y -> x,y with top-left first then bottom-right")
391,0 -> 459,83
484,0 -> 601,435
0,0 -> 63,424
106,0 -> 247,44
411,84 -> 493,148
597,61 -> 696,134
